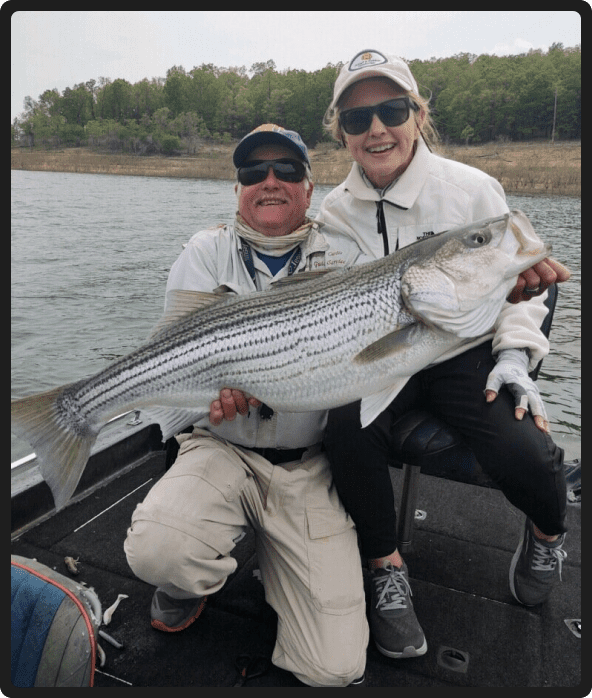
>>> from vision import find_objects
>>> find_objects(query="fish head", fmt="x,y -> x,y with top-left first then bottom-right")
401,210 -> 552,337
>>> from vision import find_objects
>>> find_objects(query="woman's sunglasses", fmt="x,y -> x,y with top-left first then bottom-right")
339,97 -> 419,136
237,159 -> 307,186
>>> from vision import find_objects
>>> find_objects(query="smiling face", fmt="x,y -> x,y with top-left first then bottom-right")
341,77 -> 425,189
236,145 -> 313,237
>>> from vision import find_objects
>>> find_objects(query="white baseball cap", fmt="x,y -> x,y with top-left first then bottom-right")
330,49 -> 419,111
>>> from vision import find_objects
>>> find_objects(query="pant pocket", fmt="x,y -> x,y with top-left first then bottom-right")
305,507 -> 365,615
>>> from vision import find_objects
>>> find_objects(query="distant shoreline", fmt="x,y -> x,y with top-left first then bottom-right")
11,141 -> 581,196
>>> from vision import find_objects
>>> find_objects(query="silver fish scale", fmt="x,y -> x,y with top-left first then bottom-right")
66,255 -> 411,421
163,270 -> 401,402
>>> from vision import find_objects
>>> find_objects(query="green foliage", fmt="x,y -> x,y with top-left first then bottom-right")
460,125 -> 475,144
13,46 -> 580,153
158,134 -> 181,154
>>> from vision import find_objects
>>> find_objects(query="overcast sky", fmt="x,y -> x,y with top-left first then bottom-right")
11,10 -> 582,122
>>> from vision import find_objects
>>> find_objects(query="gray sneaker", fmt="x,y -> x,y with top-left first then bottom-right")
369,562 -> 427,658
150,588 -> 207,632
509,518 -> 567,606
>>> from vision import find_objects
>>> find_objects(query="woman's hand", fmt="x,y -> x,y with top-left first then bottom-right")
485,349 -> 549,433
507,257 -> 571,304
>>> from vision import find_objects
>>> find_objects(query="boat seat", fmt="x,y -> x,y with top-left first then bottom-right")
390,283 -> 564,553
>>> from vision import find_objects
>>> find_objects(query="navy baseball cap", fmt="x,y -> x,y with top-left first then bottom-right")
233,124 -> 310,167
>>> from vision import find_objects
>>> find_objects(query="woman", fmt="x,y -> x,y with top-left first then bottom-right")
318,49 -> 568,660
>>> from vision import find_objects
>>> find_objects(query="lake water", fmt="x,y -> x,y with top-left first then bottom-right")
11,170 -> 581,463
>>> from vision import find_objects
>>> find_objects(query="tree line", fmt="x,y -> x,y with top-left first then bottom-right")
11,44 -> 580,154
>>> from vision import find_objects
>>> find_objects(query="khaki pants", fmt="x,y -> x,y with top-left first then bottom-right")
124,429 -> 368,687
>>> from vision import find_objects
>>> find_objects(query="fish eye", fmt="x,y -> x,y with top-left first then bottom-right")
465,230 -> 491,247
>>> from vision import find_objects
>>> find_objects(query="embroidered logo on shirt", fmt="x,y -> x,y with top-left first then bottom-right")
310,250 -> 347,269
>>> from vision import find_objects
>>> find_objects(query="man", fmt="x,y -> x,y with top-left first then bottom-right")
124,125 -> 369,687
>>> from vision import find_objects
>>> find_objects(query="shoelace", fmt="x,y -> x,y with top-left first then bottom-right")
531,538 -> 567,579
373,564 -> 412,611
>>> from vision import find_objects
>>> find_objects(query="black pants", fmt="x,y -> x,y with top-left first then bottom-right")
324,341 -> 567,559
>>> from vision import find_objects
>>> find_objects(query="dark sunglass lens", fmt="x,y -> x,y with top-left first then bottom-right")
341,109 -> 372,135
379,101 -> 410,127
273,160 -> 305,182
238,164 -> 266,186
340,99 -> 413,135
238,159 -> 305,186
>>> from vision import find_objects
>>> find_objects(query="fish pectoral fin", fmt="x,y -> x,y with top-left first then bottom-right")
353,324 -> 422,364
146,290 -> 228,341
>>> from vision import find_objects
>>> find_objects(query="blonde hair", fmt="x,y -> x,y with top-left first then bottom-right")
323,77 -> 439,151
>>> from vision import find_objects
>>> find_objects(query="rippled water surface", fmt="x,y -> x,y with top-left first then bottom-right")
11,170 -> 580,461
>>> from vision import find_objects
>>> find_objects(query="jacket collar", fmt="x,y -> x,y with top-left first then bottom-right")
343,138 -> 432,210
232,220 -> 330,262
301,222 -> 330,257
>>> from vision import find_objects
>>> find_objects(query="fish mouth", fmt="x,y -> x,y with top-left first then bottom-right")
507,211 -> 552,267
514,243 -> 552,271
506,240 -> 552,280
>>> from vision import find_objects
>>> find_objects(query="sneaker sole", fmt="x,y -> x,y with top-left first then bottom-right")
509,527 -> 526,604
151,596 -> 207,632
509,525 -> 547,607
375,637 -> 428,659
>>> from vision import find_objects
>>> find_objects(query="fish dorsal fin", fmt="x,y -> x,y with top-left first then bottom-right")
353,324 -> 421,364
273,268 -> 344,287
146,289 -> 230,341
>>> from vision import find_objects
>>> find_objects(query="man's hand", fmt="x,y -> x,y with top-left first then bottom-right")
507,257 -> 571,304
209,388 -> 262,426
485,349 -> 549,433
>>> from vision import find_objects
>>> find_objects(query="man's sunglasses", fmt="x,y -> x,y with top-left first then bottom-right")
237,159 -> 307,186
339,97 -> 419,136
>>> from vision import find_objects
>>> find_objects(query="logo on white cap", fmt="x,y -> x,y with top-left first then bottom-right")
349,50 -> 388,72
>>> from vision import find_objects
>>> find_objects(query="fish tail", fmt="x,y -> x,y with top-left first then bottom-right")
11,384 -> 97,510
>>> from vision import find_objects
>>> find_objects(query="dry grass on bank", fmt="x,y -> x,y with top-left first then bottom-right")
309,140 -> 581,196
439,141 -> 581,197
10,146 -> 237,181
11,140 -> 581,196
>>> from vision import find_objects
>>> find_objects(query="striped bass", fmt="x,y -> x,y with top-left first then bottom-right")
11,210 -> 551,510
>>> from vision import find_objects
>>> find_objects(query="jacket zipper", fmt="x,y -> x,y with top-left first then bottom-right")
376,200 -> 389,257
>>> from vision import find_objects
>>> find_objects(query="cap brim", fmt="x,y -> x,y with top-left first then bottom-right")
233,132 -> 308,167
330,70 -> 415,111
